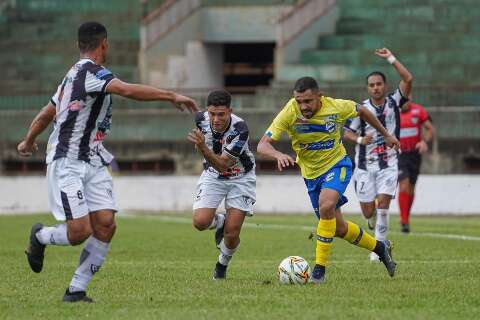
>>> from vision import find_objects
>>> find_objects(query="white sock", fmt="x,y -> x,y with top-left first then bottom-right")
218,239 -> 239,266
69,237 -> 110,292
375,208 -> 389,241
36,224 -> 70,245
208,212 -> 225,230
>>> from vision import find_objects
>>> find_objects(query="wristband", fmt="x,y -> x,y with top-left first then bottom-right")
356,136 -> 363,145
387,55 -> 397,64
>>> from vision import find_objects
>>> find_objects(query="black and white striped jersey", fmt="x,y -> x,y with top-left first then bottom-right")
195,111 -> 255,179
46,58 -> 116,166
345,88 -> 408,171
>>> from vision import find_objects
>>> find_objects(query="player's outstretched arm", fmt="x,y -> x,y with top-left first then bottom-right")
17,102 -> 56,157
257,135 -> 295,171
343,129 -> 373,146
187,129 -> 234,172
358,106 -> 400,150
375,47 -> 413,97
106,79 -> 198,112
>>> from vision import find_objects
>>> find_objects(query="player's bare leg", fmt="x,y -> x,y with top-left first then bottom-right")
193,208 -> 226,248
360,201 -> 377,230
63,210 -> 116,303
213,208 -> 245,280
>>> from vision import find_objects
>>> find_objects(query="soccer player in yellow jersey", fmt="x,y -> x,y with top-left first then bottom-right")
257,77 -> 399,283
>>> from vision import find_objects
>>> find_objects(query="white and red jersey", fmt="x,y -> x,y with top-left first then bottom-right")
399,103 -> 430,153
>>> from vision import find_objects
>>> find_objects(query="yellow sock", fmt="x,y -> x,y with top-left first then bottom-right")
342,221 -> 376,251
315,218 -> 336,266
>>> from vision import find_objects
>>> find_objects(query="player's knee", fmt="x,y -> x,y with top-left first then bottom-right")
68,227 -> 92,245
319,202 -> 336,218
224,227 -> 240,241
192,215 -> 209,231
93,220 -> 116,240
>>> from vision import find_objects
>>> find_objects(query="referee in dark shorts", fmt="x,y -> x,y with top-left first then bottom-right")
398,96 -> 435,233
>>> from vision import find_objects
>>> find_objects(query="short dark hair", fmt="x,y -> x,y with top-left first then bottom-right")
293,76 -> 319,92
207,90 -> 231,108
78,22 -> 107,52
366,71 -> 387,84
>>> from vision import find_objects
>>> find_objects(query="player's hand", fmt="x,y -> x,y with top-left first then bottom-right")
17,140 -> 38,157
375,48 -> 393,59
415,140 -> 428,154
172,94 -> 199,113
275,153 -> 295,171
361,133 -> 374,145
187,129 -> 206,147
384,134 -> 400,151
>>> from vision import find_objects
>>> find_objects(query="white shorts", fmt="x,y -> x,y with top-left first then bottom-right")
193,171 -> 256,215
47,158 -> 117,221
353,166 -> 398,203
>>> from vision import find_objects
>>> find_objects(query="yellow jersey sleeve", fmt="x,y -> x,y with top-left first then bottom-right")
335,99 -> 359,123
265,104 -> 293,141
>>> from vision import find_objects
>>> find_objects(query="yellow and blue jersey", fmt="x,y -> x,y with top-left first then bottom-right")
265,95 -> 359,179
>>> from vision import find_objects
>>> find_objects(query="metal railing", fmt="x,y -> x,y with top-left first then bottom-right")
141,0 -> 201,50
277,0 -> 336,47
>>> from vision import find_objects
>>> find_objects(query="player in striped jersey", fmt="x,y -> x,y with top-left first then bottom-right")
344,48 -> 412,261
188,90 -> 255,280
17,22 -> 198,302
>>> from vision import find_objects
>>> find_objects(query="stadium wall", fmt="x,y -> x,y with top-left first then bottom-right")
1,175 -> 479,215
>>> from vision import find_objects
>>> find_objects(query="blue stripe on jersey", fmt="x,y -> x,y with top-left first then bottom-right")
294,123 -> 336,134
53,67 -> 88,161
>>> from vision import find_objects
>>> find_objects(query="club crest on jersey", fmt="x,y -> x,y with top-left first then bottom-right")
325,122 -> 336,133
68,100 -> 85,111
411,117 -> 418,124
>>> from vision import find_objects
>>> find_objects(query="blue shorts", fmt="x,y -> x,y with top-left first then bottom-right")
304,156 -> 353,219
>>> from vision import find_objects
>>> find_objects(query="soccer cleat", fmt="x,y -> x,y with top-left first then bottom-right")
25,223 -> 46,273
401,223 -> 410,234
367,211 -> 377,230
214,213 -> 226,249
213,262 -> 227,280
62,289 -> 94,303
378,240 -> 397,277
309,264 -> 326,284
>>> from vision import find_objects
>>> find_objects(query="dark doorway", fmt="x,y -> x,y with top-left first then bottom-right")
223,43 -> 274,94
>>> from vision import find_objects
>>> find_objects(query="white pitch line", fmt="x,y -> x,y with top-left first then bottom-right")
118,214 -> 480,242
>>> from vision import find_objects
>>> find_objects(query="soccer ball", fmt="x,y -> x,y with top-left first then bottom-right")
277,256 -> 311,285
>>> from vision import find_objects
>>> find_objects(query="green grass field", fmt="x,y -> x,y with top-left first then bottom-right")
1,213 -> 479,320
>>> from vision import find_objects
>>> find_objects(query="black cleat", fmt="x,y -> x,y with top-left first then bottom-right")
378,240 -> 397,277
309,264 -> 326,284
401,223 -> 410,234
62,289 -> 94,303
214,213 -> 226,249
213,262 -> 227,280
25,223 -> 46,273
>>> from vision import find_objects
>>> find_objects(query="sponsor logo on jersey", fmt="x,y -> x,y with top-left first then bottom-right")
68,100 -> 85,111
299,139 -> 335,151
